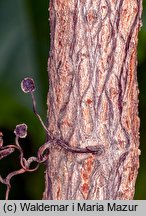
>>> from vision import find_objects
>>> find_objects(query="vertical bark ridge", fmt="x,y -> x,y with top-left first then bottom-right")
45,0 -> 142,199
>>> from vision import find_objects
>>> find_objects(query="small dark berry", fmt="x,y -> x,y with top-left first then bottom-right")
14,123 -> 28,138
21,77 -> 35,93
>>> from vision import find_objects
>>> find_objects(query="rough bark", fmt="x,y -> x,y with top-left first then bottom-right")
44,0 -> 142,200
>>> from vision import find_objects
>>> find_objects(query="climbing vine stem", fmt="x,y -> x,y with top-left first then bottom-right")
0,77 -> 104,200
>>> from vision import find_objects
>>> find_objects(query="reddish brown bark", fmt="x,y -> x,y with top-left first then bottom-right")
44,0 -> 142,199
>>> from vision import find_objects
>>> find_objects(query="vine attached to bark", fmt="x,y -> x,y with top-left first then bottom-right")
0,78 -> 104,199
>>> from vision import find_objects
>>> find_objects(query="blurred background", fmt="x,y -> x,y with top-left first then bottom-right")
0,0 -> 145,199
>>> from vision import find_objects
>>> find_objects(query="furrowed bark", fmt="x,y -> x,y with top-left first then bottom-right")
44,0 -> 142,200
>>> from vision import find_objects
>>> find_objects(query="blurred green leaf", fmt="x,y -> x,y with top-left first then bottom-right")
0,0 -> 49,199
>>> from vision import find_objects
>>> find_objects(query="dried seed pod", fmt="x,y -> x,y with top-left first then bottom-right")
21,77 -> 35,93
14,123 -> 28,138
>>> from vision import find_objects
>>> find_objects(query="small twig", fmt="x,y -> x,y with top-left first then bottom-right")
0,148 -> 15,160
4,168 -> 26,200
37,137 -> 104,157
55,138 -> 104,155
31,92 -> 48,134
5,184 -> 11,200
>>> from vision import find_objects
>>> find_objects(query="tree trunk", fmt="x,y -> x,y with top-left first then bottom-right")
44,0 -> 142,200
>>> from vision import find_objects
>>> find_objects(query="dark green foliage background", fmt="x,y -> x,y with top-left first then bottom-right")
0,0 -> 145,199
